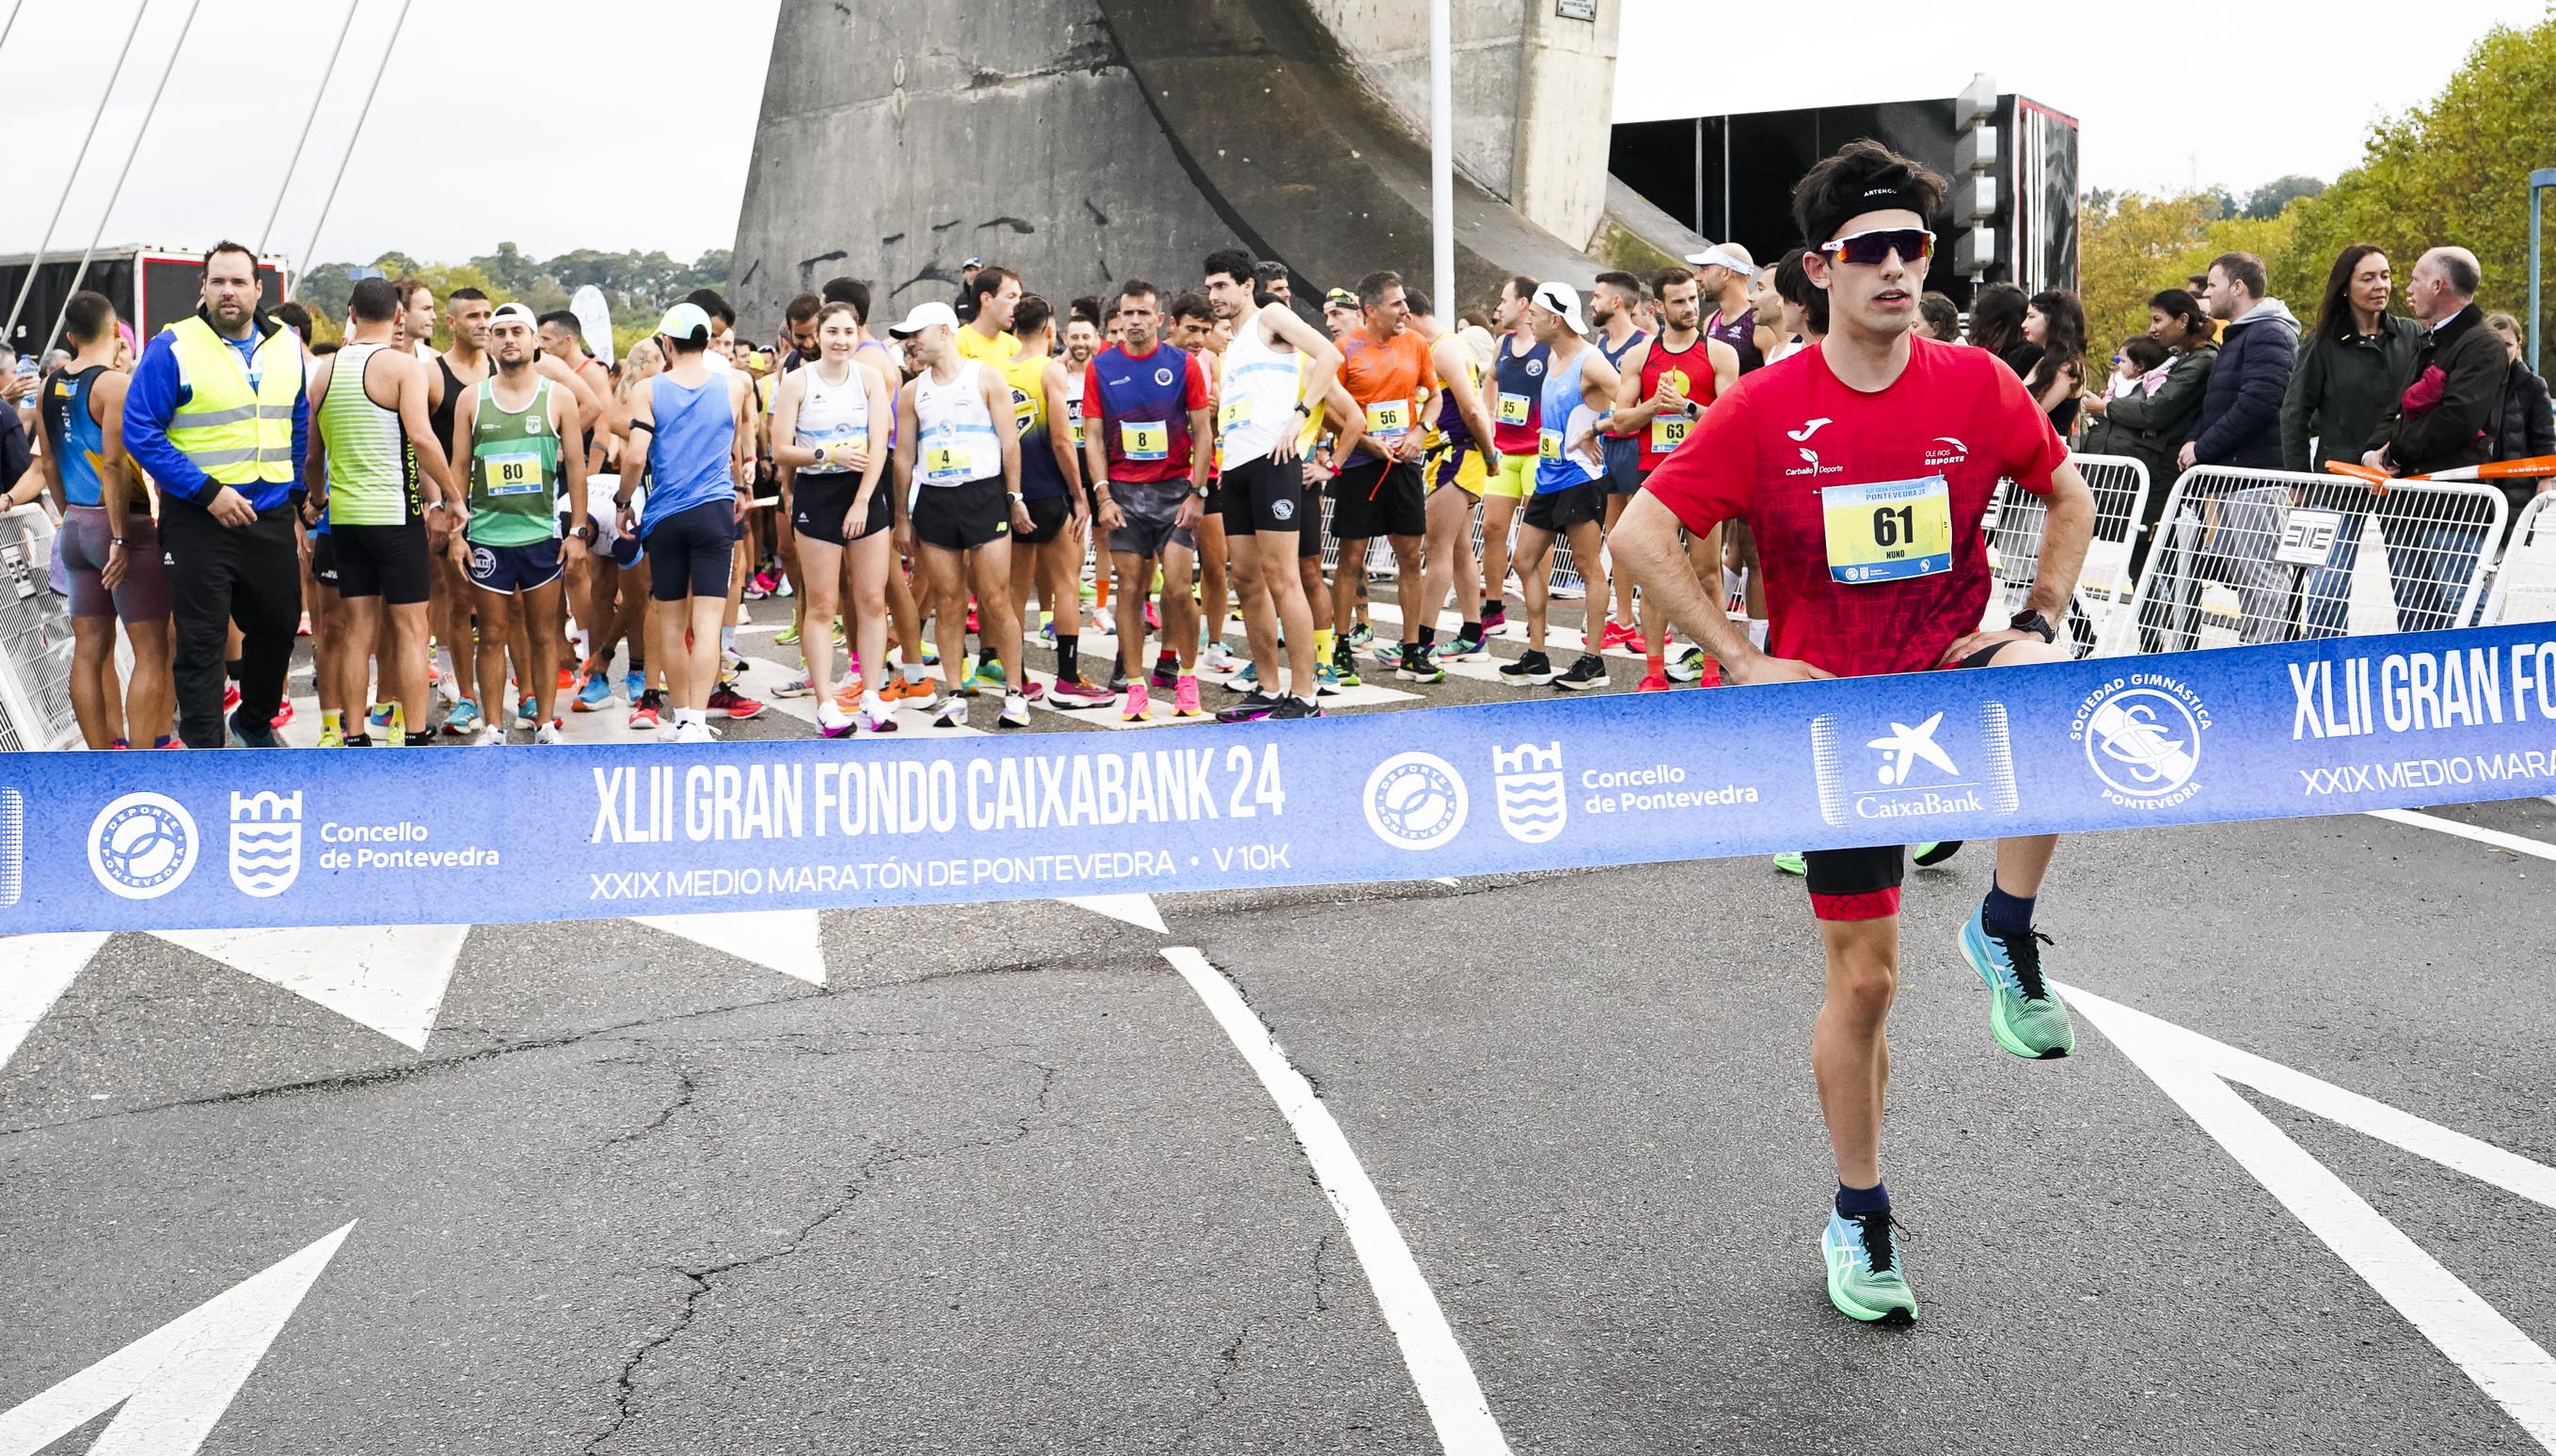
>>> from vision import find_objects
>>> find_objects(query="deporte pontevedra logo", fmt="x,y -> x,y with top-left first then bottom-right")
1364,752 -> 1468,851
89,791 -> 198,900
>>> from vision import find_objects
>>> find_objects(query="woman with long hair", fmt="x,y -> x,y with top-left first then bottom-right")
2279,244 -> 2417,636
2021,290 -> 2087,434
1966,282 -> 2031,372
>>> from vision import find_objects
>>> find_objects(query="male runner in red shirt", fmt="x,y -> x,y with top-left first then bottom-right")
1614,139 -> 2097,1327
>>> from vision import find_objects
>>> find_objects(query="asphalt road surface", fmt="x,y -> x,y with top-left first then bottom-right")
5,594 -> 2554,1455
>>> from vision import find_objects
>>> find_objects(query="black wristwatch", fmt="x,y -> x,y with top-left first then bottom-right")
571,524 -> 596,542
2008,609 -> 2057,643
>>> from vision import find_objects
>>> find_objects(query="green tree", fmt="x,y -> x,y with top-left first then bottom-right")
2275,13 -> 2556,349
2241,174 -> 2326,221
2079,192 -> 2310,356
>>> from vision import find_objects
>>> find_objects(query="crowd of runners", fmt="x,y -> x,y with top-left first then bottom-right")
5,137 -> 2299,1328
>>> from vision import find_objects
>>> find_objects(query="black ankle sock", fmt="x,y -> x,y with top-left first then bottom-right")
1418,624 -> 1435,647
1057,635 -> 1079,680
1461,620 -> 1482,640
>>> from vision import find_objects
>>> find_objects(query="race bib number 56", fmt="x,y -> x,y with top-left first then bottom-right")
1822,475 -> 1952,583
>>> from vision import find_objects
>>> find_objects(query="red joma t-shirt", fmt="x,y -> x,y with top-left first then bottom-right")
1642,334 -> 2066,678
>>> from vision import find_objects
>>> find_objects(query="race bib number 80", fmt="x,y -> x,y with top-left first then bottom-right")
479,451 -> 543,497
1821,475 -> 1952,584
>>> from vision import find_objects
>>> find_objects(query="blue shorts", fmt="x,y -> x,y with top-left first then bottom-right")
643,498 -> 738,602
466,539 -> 563,593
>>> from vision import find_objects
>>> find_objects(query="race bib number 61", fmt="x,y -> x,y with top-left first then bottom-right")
1822,475 -> 1952,583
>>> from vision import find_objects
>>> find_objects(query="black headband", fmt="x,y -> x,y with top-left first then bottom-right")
1806,183 -> 1929,248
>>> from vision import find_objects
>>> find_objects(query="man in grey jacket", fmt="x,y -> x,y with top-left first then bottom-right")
2160,253 -> 2300,646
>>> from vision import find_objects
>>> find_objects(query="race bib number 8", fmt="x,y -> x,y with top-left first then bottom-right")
1648,414 -> 1691,453
1497,392 -> 1531,427
1365,400 -> 1411,438
924,443 -> 977,483
479,451 -> 543,497
1121,419 -> 1168,461
1822,475 -> 1953,583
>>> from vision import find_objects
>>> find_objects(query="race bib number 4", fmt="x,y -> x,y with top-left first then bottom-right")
1496,392 -> 1531,427
1120,419 -> 1168,461
479,451 -> 543,497
1365,400 -> 1411,438
1822,475 -> 1953,583
923,443 -> 978,483
1648,414 -> 1691,453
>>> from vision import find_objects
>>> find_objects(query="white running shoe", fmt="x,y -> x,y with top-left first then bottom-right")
675,718 -> 717,744
1199,641 -> 1237,673
859,692 -> 899,733
470,724 -> 504,747
998,691 -> 1031,728
934,694 -> 969,728
534,720 -> 566,745
815,701 -> 856,738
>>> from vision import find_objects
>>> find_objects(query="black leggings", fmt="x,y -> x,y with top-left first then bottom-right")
159,497 -> 302,748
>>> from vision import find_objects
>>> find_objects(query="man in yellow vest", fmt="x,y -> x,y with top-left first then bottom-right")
121,241 -> 310,748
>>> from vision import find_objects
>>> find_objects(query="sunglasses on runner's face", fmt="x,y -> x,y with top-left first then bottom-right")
1820,228 -> 1935,266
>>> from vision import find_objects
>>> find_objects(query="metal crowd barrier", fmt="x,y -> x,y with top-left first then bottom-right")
1984,452 -> 2151,657
2481,491 -> 2556,625
2101,466 -> 2506,655
0,505 -> 84,752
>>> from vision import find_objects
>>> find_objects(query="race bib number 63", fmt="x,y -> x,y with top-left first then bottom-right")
1821,475 -> 1952,583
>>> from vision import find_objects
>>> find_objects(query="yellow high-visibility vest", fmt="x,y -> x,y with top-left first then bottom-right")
164,314 -> 300,486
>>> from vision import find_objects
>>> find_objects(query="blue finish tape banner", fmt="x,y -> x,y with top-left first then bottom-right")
8,624 -> 2556,934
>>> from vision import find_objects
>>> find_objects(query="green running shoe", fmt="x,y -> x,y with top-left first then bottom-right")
1913,840 -> 1963,867
1330,643 -> 1363,689
1771,850 -> 1807,876
1822,1207 -> 1917,1324
775,622 -> 802,646
1959,903 -> 2076,1059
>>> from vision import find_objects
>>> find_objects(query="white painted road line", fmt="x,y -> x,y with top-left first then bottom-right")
2364,808 -> 2556,863
1161,947 -> 1510,1454
0,933 -> 112,1073
2072,986 -> 2556,1450
0,1222 -> 357,1456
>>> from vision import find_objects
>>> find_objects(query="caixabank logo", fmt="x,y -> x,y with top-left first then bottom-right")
2072,673 -> 2210,812
1810,704 -> 2020,828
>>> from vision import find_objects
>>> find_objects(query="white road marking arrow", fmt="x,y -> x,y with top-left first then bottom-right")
632,910 -> 828,985
0,933 -> 113,1074
2070,983 -> 2556,1451
1057,894 -> 1167,933
0,1222 -> 356,1456
155,926 -> 470,1052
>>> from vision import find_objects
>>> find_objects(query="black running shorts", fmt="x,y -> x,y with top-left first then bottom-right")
332,520 -> 433,604
1221,453 -> 1308,537
1328,457 -> 1424,541
913,477 -> 1011,551
644,498 -> 739,602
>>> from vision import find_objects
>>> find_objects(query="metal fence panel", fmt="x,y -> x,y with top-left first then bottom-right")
1983,451 -> 2150,657
0,506 -> 84,752
2482,491 -> 2556,625
2101,466 -> 2506,655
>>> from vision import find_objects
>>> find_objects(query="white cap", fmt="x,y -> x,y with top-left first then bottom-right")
1683,244 -> 1756,273
1532,281 -> 1587,334
887,300 -> 960,338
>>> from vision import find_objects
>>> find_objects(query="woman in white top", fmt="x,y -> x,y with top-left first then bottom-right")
770,302 -> 898,736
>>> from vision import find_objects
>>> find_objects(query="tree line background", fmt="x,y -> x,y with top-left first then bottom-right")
293,245 -> 733,357
2079,11 -> 2555,361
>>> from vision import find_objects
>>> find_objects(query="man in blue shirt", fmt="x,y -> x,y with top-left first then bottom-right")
121,242 -> 310,747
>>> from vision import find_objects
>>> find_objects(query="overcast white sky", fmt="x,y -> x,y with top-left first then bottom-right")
1,0 -> 2544,267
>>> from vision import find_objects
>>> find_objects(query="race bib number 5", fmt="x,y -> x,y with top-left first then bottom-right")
1217,396 -> 1253,435
1822,475 -> 1953,583
479,451 -> 543,497
1120,419 -> 1168,461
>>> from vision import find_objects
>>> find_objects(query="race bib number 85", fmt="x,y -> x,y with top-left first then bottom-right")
1497,392 -> 1531,427
1822,475 -> 1952,584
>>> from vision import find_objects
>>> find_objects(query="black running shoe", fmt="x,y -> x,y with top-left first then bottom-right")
1269,696 -> 1324,720
1215,690 -> 1281,724
229,706 -> 281,748
1554,653 -> 1609,690
1497,649 -> 1556,686
1913,841 -> 1964,867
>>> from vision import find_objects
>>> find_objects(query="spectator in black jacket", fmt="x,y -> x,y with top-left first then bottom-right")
2083,291 -> 2215,546
2179,250 -> 2298,473
2483,312 -> 2555,467
2283,244 -> 2421,636
2362,246 -> 2510,626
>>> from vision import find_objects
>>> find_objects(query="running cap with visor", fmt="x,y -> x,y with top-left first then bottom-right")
656,302 -> 712,342
488,303 -> 539,329
1532,282 -> 1587,334
1323,288 -> 1358,309
887,301 -> 960,338
1683,244 -> 1756,273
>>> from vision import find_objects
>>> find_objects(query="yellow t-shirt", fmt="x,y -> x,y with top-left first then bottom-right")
956,327 -> 1020,365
